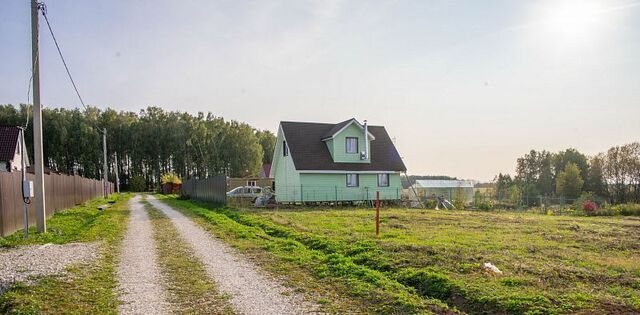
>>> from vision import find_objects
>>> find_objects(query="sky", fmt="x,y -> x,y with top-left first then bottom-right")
1,0 -> 639,181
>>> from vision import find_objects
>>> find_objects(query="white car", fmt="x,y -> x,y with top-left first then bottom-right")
226,186 -> 263,200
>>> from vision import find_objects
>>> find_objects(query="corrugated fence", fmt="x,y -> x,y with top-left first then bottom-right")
181,176 -> 226,204
0,172 -> 113,237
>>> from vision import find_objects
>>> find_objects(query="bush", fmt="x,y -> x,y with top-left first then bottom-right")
161,172 -> 182,185
477,200 -> 493,211
129,176 -> 146,192
607,203 -> 640,216
424,199 -> 437,209
582,201 -> 597,212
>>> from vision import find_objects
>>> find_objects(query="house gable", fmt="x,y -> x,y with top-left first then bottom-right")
0,125 -> 29,172
328,122 -> 371,164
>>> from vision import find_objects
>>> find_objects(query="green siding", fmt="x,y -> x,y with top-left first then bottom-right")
273,127 -> 301,202
297,173 -> 401,202
325,139 -> 334,157
328,123 -> 371,163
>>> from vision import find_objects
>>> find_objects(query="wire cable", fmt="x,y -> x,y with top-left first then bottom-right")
39,2 -> 104,134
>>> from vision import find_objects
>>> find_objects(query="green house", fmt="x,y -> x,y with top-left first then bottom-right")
270,118 -> 406,203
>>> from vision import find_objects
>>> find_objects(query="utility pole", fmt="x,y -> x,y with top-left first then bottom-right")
103,128 -> 108,197
31,0 -> 46,233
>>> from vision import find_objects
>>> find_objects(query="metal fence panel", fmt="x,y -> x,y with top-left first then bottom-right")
0,172 -> 112,237
182,176 -> 227,204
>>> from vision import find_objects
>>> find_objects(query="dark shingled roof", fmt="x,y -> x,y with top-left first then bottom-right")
0,125 -> 20,162
321,118 -> 354,140
280,121 -> 406,172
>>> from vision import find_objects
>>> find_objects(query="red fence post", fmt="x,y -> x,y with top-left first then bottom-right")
376,191 -> 380,238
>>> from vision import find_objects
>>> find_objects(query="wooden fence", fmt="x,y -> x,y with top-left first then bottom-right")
0,172 -> 113,237
182,176 -> 226,204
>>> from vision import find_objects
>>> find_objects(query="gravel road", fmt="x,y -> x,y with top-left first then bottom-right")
147,196 -> 318,315
116,195 -> 169,315
0,242 -> 98,293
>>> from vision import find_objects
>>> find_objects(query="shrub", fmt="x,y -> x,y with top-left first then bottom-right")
477,200 -> 493,211
161,172 -> 182,185
424,199 -> 437,209
129,176 -> 146,192
582,201 -> 597,212
607,203 -> 640,216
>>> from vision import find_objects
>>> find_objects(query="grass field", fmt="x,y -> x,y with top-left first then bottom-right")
164,196 -> 640,314
0,194 -> 131,314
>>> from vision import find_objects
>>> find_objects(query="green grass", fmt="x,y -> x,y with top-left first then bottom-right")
144,202 -> 235,314
0,194 -> 129,248
160,195 -> 640,314
0,193 -> 132,314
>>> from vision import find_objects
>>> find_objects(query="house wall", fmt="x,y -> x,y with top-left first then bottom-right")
328,123 -> 371,163
325,139 -> 334,157
272,127 -> 301,202
293,173 -> 402,202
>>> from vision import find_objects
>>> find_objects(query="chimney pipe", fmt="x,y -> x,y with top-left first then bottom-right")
364,120 -> 369,160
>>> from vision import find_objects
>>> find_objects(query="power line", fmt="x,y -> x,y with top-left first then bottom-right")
39,2 -> 104,134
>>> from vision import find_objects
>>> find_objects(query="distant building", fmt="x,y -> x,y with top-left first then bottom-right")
0,125 -> 29,172
259,163 -> 271,179
414,180 -> 474,202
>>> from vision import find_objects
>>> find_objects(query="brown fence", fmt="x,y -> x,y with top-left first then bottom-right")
0,172 -> 113,237
182,176 -> 226,204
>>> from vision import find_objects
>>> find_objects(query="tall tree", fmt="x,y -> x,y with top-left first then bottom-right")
255,130 -> 276,164
586,154 -> 607,198
556,162 -> 584,199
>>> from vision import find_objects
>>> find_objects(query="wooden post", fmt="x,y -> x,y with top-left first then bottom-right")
376,191 -> 380,238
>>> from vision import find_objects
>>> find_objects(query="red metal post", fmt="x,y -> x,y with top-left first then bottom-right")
376,191 -> 380,238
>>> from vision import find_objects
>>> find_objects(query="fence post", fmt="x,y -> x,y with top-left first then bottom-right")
376,191 -> 380,238
300,184 -> 304,204
335,186 -> 338,205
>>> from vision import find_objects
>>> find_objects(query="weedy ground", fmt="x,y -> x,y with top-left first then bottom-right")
0,193 -> 131,314
162,195 -> 640,315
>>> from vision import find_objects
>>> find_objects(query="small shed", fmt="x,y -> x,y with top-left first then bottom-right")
414,180 -> 474,202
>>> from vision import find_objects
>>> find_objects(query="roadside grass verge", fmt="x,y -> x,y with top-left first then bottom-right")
0,194 -> 128,248
143,202 -> 235,314
0,193 -> 131,314
159,195 -> 640,314
158,195 -> 452,315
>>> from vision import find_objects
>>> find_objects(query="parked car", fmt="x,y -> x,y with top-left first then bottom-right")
226,186 -> 263,200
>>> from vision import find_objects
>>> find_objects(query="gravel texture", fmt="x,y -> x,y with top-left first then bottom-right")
147,196 -> 319,315
116,195 -> 169,315
0,242 -> 99,293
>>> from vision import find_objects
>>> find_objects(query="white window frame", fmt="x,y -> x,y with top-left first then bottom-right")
377,173 -> 389,187
247,180 -> 257,187
346,174 -> 359,187
345,137 -> 358,154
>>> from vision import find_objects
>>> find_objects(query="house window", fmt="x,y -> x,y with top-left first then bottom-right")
283,141 -> 288,156
346,137 -> 358,154
247,180 -> 257,187
377,174 -> 389,187
346,174 -> 359,187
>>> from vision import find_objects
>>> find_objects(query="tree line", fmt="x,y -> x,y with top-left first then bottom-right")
494,143 -> 640,205
0,104 -> 276,190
